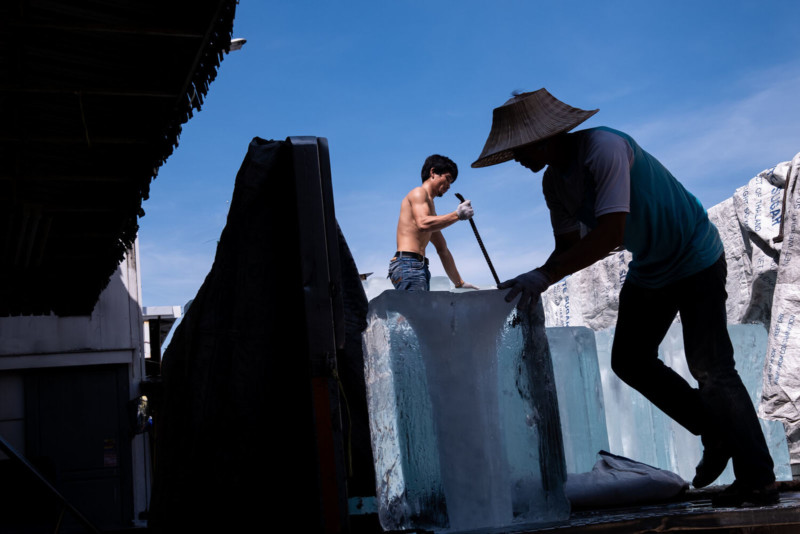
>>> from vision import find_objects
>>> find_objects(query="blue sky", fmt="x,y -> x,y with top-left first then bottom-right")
138,1 -> 800,309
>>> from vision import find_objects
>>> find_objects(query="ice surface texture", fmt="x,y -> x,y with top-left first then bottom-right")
363,290 -> 569,532
596,324 -> 790,484
546,327 -> 610,474
362,275 -> 481,302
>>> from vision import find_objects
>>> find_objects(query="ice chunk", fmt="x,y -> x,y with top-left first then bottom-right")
595,329 -> 674,472
363,290 -> 569,532
546,327 -> 610,475
430,275 -> 451,291
363,275 -> 394,302
596,324 -> 791,484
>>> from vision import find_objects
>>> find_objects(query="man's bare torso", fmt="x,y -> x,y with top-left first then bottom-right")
396,186 -> 435,255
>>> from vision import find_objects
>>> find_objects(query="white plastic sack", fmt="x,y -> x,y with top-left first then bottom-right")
564,450 -> 688,508
542,250 -> 631,330
727,164 -> 785,324
760,152 -> 800,425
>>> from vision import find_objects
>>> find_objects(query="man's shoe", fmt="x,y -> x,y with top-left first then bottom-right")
711,481 -> 780,507
693,442 -> 731,488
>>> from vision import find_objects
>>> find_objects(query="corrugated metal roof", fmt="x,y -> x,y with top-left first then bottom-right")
0,0 -> 237,316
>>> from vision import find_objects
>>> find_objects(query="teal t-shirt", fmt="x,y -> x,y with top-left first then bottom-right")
543,127 -> 723,288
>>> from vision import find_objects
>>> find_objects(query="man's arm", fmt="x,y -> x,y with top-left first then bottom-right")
500,212 -> 626,307
409,188 -> 471,232
431,231 -> 479,289
540,212 -> 626,282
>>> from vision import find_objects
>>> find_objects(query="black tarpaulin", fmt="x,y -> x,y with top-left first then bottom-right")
148,137 -> 374,531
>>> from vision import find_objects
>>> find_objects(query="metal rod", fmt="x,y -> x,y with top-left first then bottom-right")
0,435 -> 102,534
455,193 -> 501,285
774,172 -> 793,244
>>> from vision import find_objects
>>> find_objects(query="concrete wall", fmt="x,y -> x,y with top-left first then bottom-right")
0,242 -> 150,529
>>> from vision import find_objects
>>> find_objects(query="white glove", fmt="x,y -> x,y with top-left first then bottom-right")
497,268 -> 551,310
457,281 -> 480,290
456,200 -> 474,220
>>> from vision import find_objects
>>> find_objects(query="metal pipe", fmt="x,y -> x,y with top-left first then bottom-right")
455,193 -> 500,285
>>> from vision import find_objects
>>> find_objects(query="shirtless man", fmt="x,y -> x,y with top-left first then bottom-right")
389,154 -> 479,291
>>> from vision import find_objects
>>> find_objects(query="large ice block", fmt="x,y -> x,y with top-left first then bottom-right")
545,327 -> 610,474
596,324 -> 791,484
363,290 -> 569,532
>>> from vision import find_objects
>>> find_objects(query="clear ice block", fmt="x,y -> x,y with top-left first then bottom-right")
545,327 -> 610,474
362,275 -> 394,302
595,329 -> 674,473
429,275 -> 451,291
363,290 -> 569,532
596,324 -> 791,484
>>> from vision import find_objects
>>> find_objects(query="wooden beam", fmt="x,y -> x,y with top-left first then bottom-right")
0,84 -> 176,98
8,21 -> 206,38
0,174 -> 140,183
0,135 -> 154,145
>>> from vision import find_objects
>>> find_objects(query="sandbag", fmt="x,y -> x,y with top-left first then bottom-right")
565,450 -> 688,508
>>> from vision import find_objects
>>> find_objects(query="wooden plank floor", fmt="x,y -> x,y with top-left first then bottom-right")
521,483 -> 800,534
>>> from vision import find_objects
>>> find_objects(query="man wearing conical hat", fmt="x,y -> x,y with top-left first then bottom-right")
389,154 -> 479,291
473,89 -> 777,506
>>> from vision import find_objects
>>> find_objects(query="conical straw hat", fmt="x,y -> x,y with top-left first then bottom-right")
471,88 -> 599,168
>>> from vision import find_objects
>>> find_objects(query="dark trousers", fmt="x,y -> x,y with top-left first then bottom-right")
611,254 -> 775,486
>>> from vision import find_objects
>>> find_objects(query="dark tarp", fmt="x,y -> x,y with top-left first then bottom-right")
148,137 -> 374,531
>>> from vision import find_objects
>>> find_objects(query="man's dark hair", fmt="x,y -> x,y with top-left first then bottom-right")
421,154 -> 458,184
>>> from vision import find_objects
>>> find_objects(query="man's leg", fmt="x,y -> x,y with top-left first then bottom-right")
611,279 -> 706,436
676,256 -> 775,494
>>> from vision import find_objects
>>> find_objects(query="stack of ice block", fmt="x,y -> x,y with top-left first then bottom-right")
595,323 -> 791,484
363,290 -> 569,532
362,286 -> 790,532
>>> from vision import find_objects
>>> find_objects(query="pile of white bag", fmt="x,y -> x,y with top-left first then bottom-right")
760,154 -> 800,450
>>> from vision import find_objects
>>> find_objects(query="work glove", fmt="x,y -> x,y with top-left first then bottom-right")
497,268 -> 551,310
456,200 -> 474,220
458,281 -> 480,290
